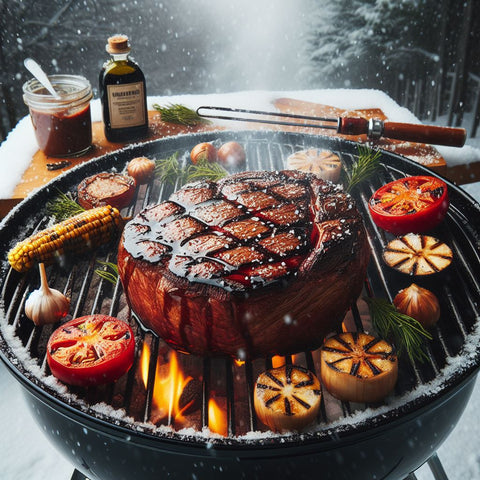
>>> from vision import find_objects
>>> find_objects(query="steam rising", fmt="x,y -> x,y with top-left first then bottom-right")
184,0 -> 312,91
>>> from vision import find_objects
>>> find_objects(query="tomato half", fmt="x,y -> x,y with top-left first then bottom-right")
47,314 -> 135,387
368,175 -> 449,235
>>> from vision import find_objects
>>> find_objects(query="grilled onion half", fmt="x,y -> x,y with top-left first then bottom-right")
254,364 -> 321,432
320,332 -> 398,403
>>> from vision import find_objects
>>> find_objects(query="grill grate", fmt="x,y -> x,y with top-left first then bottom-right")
1,131 -> 480,477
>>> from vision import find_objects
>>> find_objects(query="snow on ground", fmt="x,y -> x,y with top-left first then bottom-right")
1,89 -> 480,479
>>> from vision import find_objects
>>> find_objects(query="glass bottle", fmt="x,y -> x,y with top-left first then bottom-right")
99,34 -> 148,142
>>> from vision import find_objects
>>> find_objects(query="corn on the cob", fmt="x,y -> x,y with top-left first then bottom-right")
8,206 -> 123,273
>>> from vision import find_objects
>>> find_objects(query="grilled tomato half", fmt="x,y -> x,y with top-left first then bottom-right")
368,175 -> 449,235
47,314 -> 135,387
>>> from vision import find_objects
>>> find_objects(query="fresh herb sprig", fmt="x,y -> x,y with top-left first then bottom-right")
365,296 -> 433,364
94,260 -> 119,286
186,158 -> 228,183
46,191 -> 85,222
155,152 -> 185,184
346,145 -> 381,192
154,152 -> 228,184
153,103 -> 211,127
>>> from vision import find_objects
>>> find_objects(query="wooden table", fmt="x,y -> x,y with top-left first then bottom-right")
2,97 -> 473,218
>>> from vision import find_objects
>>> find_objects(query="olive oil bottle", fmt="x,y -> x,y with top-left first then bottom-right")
99,35 -> 148,142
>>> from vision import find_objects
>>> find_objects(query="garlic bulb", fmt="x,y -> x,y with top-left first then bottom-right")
393,283 -> 440,328
25,263 -> 70,326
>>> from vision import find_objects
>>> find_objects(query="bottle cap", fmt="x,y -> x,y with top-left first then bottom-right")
106,34 -> 131,54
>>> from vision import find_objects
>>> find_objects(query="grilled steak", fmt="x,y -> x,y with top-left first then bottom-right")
117,170 -> 370,358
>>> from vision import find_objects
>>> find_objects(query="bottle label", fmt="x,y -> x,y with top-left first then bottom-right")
106,82 -> 146,129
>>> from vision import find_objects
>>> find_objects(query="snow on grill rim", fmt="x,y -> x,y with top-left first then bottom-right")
0,130 -> 479,446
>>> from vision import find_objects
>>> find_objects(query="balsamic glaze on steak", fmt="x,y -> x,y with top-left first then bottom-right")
122,170 -> 358,292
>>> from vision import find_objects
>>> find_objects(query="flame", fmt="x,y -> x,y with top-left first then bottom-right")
208,397 -> 227,437
271,355 -> 284,368
140,343 -> 193,425
140,342 -> 150,389
234,358 -> 245,367
140,343 -> 228,435
272,354 -> 301,368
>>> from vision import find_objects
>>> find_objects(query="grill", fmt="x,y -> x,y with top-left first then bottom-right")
1,130 -> 480,480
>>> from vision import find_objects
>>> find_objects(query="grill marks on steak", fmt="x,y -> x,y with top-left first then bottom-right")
122,171 -> 357,291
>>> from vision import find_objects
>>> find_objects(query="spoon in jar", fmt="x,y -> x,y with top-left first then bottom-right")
24,58 -> 61,99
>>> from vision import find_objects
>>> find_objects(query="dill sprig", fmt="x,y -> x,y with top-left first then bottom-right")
364,296 -> 433,364
94,260 -> 119,286
346,145 -> 381,193
46,190 -> 85,222
153,103 -> 211,127
186,158 -> 228,183
154,152 -> 185,184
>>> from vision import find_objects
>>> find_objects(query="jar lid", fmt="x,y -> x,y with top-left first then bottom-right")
106,34 -> 131,54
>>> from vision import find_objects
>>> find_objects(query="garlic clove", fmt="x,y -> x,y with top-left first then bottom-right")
25,263 -> 70,326
393,283 -> 440,328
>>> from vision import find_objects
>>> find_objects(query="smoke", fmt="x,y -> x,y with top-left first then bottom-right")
180,0 -> 314,92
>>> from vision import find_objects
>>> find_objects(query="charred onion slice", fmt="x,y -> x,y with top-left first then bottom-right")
254,364 -> 321,432
286,148 -> 342,182
77,172 -> 136,210
320,332 -> 398,403
383,233 -> 453,275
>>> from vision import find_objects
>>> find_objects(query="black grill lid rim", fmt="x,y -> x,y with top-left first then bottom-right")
1,130 -> 480,447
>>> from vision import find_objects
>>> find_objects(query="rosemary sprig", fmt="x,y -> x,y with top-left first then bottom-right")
46,190 -> 85,222
364,296 -> 433,364
153,103 -> 211,127
186,158 -> 228,183
94,260 -> 119,286
346,145 -> 381,193
154,152 -> 185,184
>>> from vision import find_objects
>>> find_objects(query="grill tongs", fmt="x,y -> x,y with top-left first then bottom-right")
196,106 -> 466,147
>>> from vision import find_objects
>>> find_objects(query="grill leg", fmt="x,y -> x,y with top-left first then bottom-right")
427,453 -> 449,480
70,469 -> 90,480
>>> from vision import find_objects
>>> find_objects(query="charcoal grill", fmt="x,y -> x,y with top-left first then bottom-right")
1,130 -> 480,480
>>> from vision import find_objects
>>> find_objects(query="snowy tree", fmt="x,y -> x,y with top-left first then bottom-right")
303,0 -> 444,89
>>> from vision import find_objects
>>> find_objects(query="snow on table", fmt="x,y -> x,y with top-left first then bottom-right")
1,89 -> 480,201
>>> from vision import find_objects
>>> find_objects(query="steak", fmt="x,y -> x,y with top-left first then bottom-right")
117,170 -> 370,358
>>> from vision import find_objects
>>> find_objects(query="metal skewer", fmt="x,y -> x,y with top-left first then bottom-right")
196,105 -> 467,148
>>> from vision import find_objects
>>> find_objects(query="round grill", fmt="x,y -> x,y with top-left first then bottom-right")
1,130 -> 479,480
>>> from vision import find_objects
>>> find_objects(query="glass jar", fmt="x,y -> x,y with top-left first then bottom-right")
23,74 -> 93,157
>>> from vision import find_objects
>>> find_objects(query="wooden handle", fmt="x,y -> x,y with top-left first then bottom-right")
383,121 -> 466,147
338,117 -> 369,135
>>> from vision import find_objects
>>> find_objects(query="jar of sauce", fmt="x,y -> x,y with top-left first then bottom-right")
23,75 -> 93,157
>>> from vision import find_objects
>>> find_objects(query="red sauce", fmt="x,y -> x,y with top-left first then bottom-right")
30,104 -> 92,157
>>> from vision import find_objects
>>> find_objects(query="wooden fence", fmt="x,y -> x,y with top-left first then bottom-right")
388,71 -> 480,139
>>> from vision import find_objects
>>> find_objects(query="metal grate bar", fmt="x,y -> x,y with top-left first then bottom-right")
226,358 -> 235,436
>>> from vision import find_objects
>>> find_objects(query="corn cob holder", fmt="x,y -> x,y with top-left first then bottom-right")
7,205 -> 123,273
